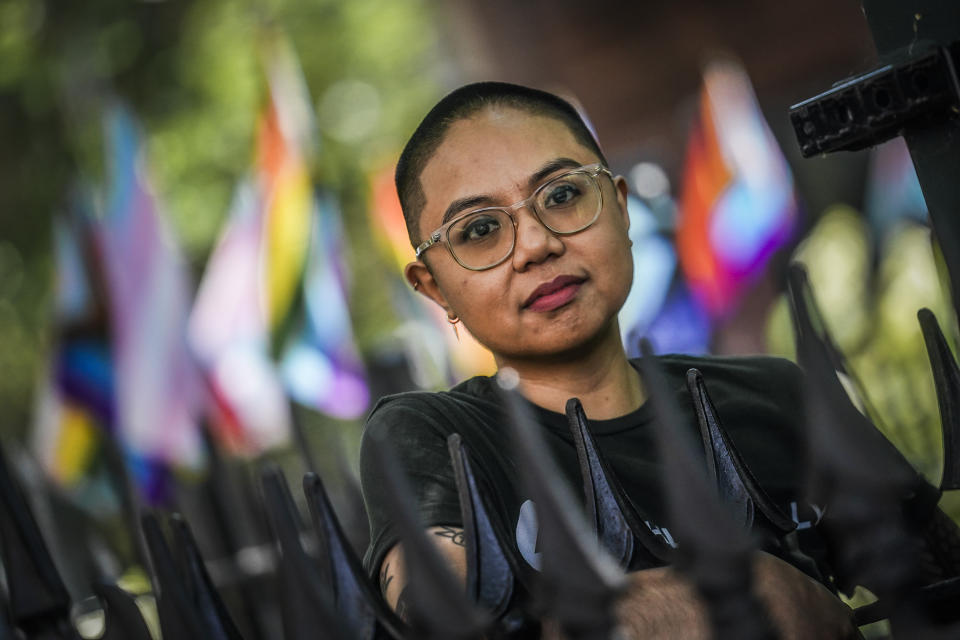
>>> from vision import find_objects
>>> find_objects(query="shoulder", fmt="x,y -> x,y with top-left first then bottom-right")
651,354 -> 810,491
650,353 -> 803,396
645,353 -> 807,441
361,375 -> 500,443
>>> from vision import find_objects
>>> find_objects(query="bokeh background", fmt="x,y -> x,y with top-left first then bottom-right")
0,0 -> 953,634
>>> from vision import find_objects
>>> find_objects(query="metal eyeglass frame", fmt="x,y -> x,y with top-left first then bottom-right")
414,163 -> 613,271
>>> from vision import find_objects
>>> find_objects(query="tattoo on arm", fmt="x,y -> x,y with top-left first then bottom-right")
433,526 -> 466,547
379,562 -> 394,597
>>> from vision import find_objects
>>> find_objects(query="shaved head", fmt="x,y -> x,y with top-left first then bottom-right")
395,81 -> 607,246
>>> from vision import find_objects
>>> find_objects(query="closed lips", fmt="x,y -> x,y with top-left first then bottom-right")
523,275 -> 586,308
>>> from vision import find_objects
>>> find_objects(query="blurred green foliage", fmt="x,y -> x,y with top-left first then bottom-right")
767,206 -> 957,490
0,0 -> 446,439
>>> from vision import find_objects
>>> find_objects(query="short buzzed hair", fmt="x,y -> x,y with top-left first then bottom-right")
395,81 -> 608,247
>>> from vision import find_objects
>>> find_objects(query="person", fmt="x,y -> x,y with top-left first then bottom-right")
359,81 -> 858,638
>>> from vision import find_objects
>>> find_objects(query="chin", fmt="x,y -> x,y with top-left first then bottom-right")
494,316 -> 619,363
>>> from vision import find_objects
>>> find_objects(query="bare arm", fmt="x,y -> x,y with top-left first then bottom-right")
378,526 -> 469,616
378,532 -> 857,639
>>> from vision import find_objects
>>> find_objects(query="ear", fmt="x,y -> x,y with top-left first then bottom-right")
404,260 -> 454,316
612,175 -> 631,231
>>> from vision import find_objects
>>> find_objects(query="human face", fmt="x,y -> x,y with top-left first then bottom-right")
415,163 -> 612,270
404,107 -> 633,362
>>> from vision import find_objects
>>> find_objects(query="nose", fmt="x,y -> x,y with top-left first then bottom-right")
510,205 -> 565,272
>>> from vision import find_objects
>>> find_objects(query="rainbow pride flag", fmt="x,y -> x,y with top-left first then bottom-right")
257,35 -> 316,334
676,60 -> 797,318
194,32 -> 368,430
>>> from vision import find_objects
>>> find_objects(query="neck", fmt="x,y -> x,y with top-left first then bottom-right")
495,321 -> 646,420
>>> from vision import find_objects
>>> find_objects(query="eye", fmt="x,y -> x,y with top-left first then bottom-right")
457,214 -> 502,244
543,182 -> 582,208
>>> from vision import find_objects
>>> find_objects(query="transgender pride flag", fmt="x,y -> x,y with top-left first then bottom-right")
189,180 -> 293,453
94,107 -> 203,468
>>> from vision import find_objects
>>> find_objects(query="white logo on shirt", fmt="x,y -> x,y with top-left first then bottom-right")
789,501 -> 825,530
515,499 -> 678,570
516,500 -> 542,570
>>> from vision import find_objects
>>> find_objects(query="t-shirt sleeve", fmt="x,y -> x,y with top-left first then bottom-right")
359,394 -> 463,578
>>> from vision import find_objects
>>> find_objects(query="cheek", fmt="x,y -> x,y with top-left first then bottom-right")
447,273 -> 506,321
606,243 -> 633,286
617,247 -> 635,303
594,227 -> 633,273
591,231 -> 634,306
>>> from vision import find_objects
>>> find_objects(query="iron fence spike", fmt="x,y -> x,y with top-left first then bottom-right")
686,369 -> 797,536
332,448 -> 373,555
496,381 -> 625,640
786,265 -> 933,502
0,444 -> 78,639
302,471 -> 404,640
636,343 -> 777,640
918,308 -> 960,492
141,513 -> 209,640
447,433 -> 538,638
260,467 -> 352,640
168,514 -> 245,640
686,369 -> 829,584
786,264 -> 942,636
364,435 -> 490,639
565,397 -> 673,570
93,583 -> 153,640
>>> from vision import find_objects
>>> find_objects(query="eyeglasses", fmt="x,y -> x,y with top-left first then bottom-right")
415,163 -> 613,271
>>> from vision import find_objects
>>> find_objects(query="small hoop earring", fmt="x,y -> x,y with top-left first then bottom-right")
447,315 -> 461,342
412,282 -> 421,291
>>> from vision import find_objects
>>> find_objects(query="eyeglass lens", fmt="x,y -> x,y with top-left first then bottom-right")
447,170 -> 602,269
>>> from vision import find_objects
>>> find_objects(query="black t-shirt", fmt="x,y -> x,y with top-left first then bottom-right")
359,354 -> 827,581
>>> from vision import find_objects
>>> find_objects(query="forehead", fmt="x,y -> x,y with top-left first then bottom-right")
418,108 -> 598,229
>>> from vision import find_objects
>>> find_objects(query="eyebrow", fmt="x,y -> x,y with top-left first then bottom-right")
441,195 -> 495,225
527,157 -> 583,188
439,157 -> 586,225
